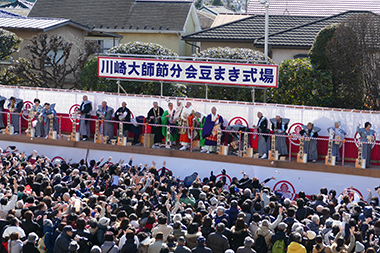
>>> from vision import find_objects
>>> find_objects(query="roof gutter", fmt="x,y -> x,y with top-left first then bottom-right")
94,28 -> 182,34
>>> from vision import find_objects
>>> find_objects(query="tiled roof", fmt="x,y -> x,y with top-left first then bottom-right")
0,9 -> 24,18
247,0 -> 380,16
0,0 -> 30,9
0,16 -> 91,32
28,0 -> 193,32
182,14 -> 322,41
254,11 -> 373,47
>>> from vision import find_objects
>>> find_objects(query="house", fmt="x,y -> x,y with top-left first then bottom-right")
0,0 -> 33,16
247,0 -> 380,16
0,16 -> 91,61
197,6 -> 238,30
28,0 -> 201,56
182,10 -> 369,63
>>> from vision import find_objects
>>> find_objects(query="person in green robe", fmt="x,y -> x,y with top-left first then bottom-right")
193,111 -> 206,148
161,102 -> 179,148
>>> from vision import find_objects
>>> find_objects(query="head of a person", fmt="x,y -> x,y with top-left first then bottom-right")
90,246 -> 101,253
257,111 -> 263,118
334,121 -> 341,128
217,206 -> 225,216
44,103 -> 50,109
365,122 -> 371,130
83,95 -> 88,102
104,231 -> 114,242
168,102 -> 173,110
158,215 -> 167,225
196,236 -> 206,246
244,237 -> 254,247
153,101 -> 158,108
178,236 -> 185,245
122,101 -> 126,108
216,223 -> 225,233
34,98 -> 40,106
28,232 -> 38,243
102,101 -> 107,108
155,232 -> 164,241
10,232 -> 19,241
126,230 -> 135,240
211,107 -> 217,115
312,214 -> 320,224
63,225 -> 75,237
186,102 -> 191,108
235,218 -> 246,230
307,122 -> 313,130
24,210 -> 34,221
10,96 -> 15,103
276,115 -> 281,121
290,232 -> 302,243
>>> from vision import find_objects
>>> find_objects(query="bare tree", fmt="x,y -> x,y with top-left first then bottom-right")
12,34 -> 98,89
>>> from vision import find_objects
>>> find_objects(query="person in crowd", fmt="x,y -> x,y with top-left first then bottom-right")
77,95 -> 92,141
8,232 -> 23,253
178,101 -> 195,151
23,232 -> 40,253
184,223 -> 202,249
151,215 -> 173,242
115,101 -> 132,138
148,232 -> 166,253
96,101 -> 114,141
287,232 -> 307,253
357,122 -> 376,167
254,111 -> 270,159
174,236 -> 191,253
29,98 -> 44,138
3,217 -> 26,240
100,231 -> 118,253
327,121 -> 346,161
237,237 -> 256,253
42,103 -> 58,138
192,236 -> 212,253
120,230 -> 138,253
0,93 -> 6,131
201,107 -> 224,153
300,122 -> 321,163
231,218 -> 252,251
161,102 -> 179,149
312,235 -> 332,253
7,96 -> 23,135
147,101 -> 164,146
207,223 -> 229,253
270,114 -> 290,156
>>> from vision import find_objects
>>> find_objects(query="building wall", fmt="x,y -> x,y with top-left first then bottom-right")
118,32 -> 181,55
182,6 -> 201,56
270,48 -> 310,64
86,36 -> 121,53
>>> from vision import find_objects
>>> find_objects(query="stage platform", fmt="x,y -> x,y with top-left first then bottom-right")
0,134 -> 379,200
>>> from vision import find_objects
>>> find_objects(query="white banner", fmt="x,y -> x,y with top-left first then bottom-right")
97,57 -> 279,88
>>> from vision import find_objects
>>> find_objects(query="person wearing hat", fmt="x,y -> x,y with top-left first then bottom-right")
271,222 -> 289,251
100,231 -> 118,253
236,236 -> 255,253
69,241 -> 80,253
43,216 -> 62,253
354,241 -> 365,253
207,223 -> 229,253
192,236 -> 212,253
96,217 -> 110,246
174,236 -> 191,253
312,235 -> 332,253
23,232 -> 39,253
54,225 -> 78,253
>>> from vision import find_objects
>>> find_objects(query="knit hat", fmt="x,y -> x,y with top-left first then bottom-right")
244,237 -> 254,247
278,222 -> 288,231
307,231 -> 316,240
356,242 -> 365,252
99,217 -> 110,227
197,236 -> 206,244
28,232 -> 38,243
178,236 -> 186,243
69,241 -> 80,252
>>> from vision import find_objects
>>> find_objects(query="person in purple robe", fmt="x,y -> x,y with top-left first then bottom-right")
201,107 -> 224,153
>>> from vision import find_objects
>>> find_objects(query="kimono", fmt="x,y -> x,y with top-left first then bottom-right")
115,106 -> 131,137
327,125 -> 346,161
192,115 -> 206,147
0,96 -> 6,129
7,98 -> 23,133
202,113 -> 224,152
300,125 -> 321,161
30,104 -> 44,137
78,100 -> 92,138
257,116 -> 270,155
147,106 -> 164,144
42,104 -> 59,134
96,105 -> 114,139
357,126 -> 376,167
161,109 -> 179,143
270,118 -> 290,155
178,106 -> 195,148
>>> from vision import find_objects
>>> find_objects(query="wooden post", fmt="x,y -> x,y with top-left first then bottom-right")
325,139 -> 336,165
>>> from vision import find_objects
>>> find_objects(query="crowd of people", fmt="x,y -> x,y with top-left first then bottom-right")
0,146 -> 377,253
0,94 -> 377,165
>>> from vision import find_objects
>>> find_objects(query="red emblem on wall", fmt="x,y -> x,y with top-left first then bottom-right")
228,117 -> 249,127
273,180 -> 297,200
22,101 -> 33,120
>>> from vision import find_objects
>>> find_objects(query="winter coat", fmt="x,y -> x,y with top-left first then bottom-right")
254,226 -> 274,251
231,227 -> 252,251
120,238 -> 137,253
200,226 -> 215,240
77,228 -> 93,253
22,220 -> 41,237
237,246 -> 257,253
226,207 -> 240,227
101,241 -> 118,253
207,231 -> 229,253
23,242 -> 39,253
312,244 -> 333,253
308,222 -> 320,235
271,231 -> 288,246
185,232 -> 202,250
191,245 -> 213,253
54,231 -> 72,253
8,240 -> 23,253
174,245 -> 191,253
96,224 -> 108,246
173,228 -> 186,240
287,242 -> 307,253
151,224 -> 173,242
0,195 -> 17,220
